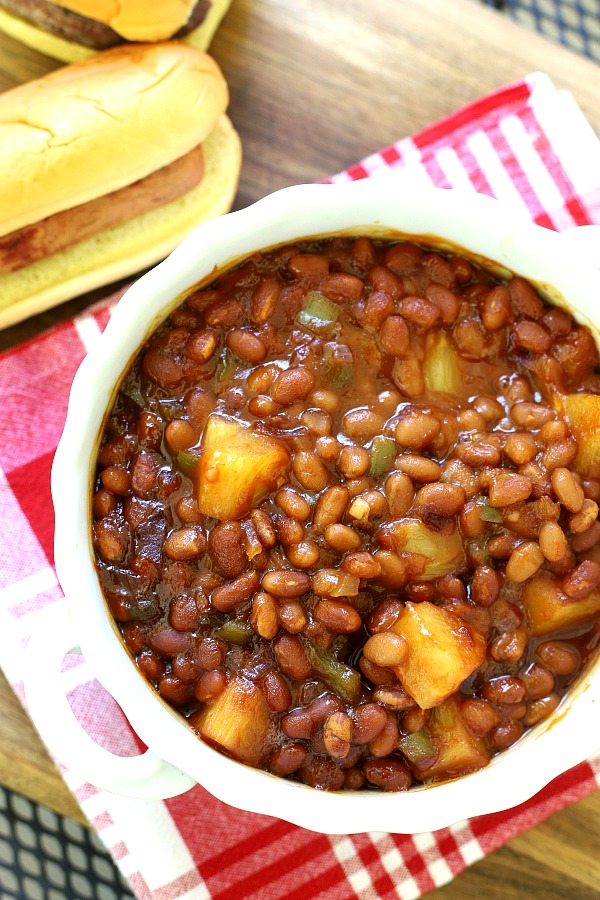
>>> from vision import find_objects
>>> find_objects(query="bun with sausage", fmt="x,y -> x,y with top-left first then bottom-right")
0,40 -> 242,329
0,0 -> 231,61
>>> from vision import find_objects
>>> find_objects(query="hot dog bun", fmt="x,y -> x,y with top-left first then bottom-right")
0,42 -> 242,329
0,0 -> 231,62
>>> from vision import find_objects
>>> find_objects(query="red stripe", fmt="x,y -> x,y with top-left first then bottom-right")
519,102 -> 593,228
271,860 -> 353,900
350,834 -> 400,898
198,819 -> 293,879
211,835 -> 332,900
413,81 -> 532,150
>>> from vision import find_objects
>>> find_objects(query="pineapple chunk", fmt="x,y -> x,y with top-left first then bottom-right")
390,601 -> 486,709
412,696 -> 490,781
423,331 -> 462,395
191,676 -> 272,766
521,571 -> 600,636
563,393 -> 600,478
383,518 -> 466,580
196,414 -> 291,520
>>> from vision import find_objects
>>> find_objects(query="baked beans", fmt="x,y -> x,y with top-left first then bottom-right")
93,236 -> 600,793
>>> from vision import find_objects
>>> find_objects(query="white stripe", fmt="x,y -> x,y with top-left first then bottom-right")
427,856 -> 454,888
500,114 -> 565,214
435,147 -> 475,192
0,565 -> 58,609
396,876 -> 421,900
528,74 -> 600,197
74,314 -> 103,353
330,835 -> 377,899
449,819 -> 485,866
82,793 -> 208,895
466,130 -> 531,217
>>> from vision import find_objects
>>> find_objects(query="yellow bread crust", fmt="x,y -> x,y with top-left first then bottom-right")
0,114 -> 242,329
0,0 -> 231,61
0,41 -> 228,237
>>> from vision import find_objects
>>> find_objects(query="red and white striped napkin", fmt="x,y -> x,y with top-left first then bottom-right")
1,71 -> 600,899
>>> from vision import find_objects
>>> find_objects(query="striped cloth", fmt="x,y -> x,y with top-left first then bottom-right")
1,71 -> 599,899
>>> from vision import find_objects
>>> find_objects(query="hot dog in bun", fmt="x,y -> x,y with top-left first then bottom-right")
0,41 -> 242,329
0,0 -> 231,62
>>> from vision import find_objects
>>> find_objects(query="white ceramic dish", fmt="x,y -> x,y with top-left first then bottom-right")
28,176 -> 600,834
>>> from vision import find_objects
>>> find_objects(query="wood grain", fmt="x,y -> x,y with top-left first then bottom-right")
0,0 -> 598,894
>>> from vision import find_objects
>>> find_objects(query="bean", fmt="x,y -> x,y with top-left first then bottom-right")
274,515 -> 304,546
273,633 -> 312,680
395,411 -> 441,450
569,499 -> 599,534
158,674 -> 193,707
100,465 -> 131,496
322,271 -> 363,303
93,488 -> 117,519
208,522 -> 247,578
165,526 -> 207,561
505,541 -> 544,583
185,387 -> 216,428
149,628 -> 191,656
342,407 -> 385,441
363,632 -> 408,667
472,395 -> 505,424
552,467 -> 585,513
402,707 -> 429,734
203,297 -> 243,328
93,518 -> 128,562
461,698 -> 500,736
315,436 -> 341,461
250,591 -> 280,639
263,670 -> 292,713
293,451 -> 330,491
454,442 -> 501,468
504,433 -> 538,466
194,669 -> 227,702
372,687 -> 416,711
380,315 -> 410,357
362,290 -> 394,328
278,599 -> 308,633
490,628 -> 528,663
368,713 -> 400,757
281,708 -> 314,740
269,743 -> 308,777
323,711 -> 353,758
342,551 -> 381,579
313,485 -> 350,530
142,349 -> 183,388
538,521 -> 569,563
480,285 -> 512,331
414,482 -> 465,517
250,277 -> 281,324
385,471 -> 414,517
400,296 -> 440,328
471,565 -> 503,607
195,637 -> 224,670
211,569 -> 260,611
314,598 -> 362,633
271,366 -> 316,405
481,675 -> 527,705
347,490 -> 387,523
537,641 -> 579,676
362,758 -> 412,792
391,356 -> 424,398
488,472 -> 532,507
424,283 -> 460,323
538,420 -> 569,444
337,445 -> 370,479
184,328 -> 217,362
285,540 -> 320,569
521,663 -> 555,700
262,569 -> 311,598
344,768 -> 366,791
299,758 -> 345,791
562,559 -> 600,601
248,395 -> 278,417
324,523 -> 363,553
301,408 -> 332,436
513,320 -> 552,353
540,439 -> 578,471
137,650 -> 166,681
508,277 -> 543,318
523,694 -> 561,727
394,454 -> 441,483
488,720 -> 524,750
368,598 -> 404,633
359,654 -> 396,686
247,509 -> 276,549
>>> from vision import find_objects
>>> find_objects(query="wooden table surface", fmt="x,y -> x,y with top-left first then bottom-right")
1,0 -> 599,896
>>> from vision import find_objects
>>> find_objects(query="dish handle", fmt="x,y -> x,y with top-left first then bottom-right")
24,602 -> 196,799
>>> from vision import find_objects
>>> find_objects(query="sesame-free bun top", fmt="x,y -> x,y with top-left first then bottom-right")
0,0 -> 231,62
51,0 -> 198,41
0,41 -> 229,238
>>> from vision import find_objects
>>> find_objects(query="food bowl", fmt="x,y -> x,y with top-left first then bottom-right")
30,176 -> 600,834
